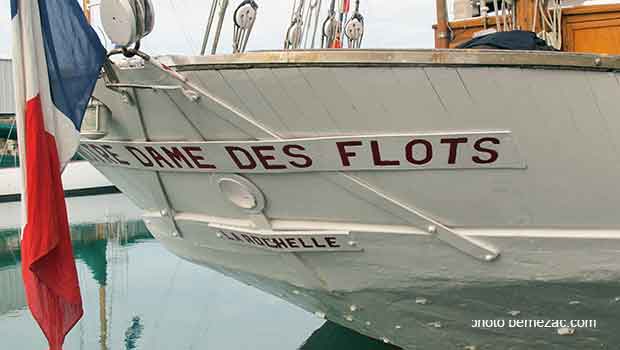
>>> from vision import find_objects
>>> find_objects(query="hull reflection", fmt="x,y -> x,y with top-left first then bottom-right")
0,212 -> 326,349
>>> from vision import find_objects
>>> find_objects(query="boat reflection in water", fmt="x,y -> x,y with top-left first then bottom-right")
4,195 -> 620,349
0,194 -> 396,350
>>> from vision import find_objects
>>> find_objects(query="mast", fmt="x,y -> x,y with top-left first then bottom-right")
435,0 -> 449,48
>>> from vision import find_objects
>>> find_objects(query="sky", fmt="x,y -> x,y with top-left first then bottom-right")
0,0 -> 437,58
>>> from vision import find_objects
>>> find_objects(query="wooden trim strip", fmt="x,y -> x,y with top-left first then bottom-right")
562,3 -> 620,16
162,49 -> 620,72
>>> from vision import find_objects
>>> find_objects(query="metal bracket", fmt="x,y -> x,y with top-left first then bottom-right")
129,87 -> 184,239
107,83 -> 183,91
328,174 -> 500,262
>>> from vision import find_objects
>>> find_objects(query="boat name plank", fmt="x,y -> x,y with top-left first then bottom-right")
209,224 -> 362,252
79,131 -> 525,173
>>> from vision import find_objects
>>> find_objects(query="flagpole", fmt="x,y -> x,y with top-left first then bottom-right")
12,0 -> 106,348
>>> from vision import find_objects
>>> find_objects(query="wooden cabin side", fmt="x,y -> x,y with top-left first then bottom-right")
434,2 -> 620,55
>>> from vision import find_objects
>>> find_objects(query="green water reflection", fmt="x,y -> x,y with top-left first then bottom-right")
3,195 -> 620,349
0,219 -> 398,350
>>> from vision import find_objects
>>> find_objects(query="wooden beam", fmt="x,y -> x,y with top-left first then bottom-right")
516,0 -> 534,31
563,3 -> 620,16
435,0 -> 450,48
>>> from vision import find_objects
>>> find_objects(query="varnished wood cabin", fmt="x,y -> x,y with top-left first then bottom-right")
434,0 -> 620,55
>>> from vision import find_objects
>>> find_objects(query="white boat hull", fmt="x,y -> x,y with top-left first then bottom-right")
84,50 -> 620,348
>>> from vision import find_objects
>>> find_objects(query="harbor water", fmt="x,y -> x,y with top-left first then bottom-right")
1,194 -> 620,349
0,193 -> 398,350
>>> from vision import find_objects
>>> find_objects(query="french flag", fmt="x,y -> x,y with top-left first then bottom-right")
11,0 -> 105,349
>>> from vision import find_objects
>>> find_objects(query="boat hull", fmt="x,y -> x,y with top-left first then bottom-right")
84,49 -> 620,348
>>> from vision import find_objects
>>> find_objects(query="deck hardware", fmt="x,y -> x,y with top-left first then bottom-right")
128,87 -> 184,239
215,175 -> 272,233
349,304 -> 358,312
345,315 -> 354,321
217,175 -> 265,214
81,99 -> 110,140
507,310 -> 521,316
232,1 -> 259,53
395,325 -> 402,329
120,91 -> 133,104
182,88 -> 201,103
334,174 -> 501,262
106,83 -> 182,91
381,337 -> 391,344
100,0 -> 155,47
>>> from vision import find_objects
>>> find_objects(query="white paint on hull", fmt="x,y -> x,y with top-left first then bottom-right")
90,50 -> 620,348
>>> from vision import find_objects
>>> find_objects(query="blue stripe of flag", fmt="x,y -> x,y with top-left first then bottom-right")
10,0 -> 18,18
38,0 -> 106,131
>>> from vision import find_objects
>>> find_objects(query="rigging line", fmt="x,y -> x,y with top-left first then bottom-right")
493,0 -> 501,31
168,0 -> 198,53
211,0 -> 230,54
291,0 -> 298,22
303,1 -> 314,48
200,0 -> 219,55
311,0 -> 322,48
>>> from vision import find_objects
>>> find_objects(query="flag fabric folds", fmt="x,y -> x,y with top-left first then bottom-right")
11,0 -> 106,349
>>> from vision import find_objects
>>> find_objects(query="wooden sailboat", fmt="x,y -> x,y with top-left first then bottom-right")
80,1 -> 620,348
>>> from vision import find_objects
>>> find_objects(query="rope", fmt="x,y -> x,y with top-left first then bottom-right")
476,1 -> 515,33
532,0 -> 563,49
285,0 -> 324,50
211,0 -> 230,54
200,0 -> 219,55
284,0 -> 306,49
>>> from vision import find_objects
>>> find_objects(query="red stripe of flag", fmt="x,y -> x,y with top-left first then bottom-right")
21,95 -> 83,350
